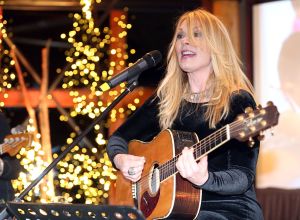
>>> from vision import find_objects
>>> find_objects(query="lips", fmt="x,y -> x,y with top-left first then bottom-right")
181,50 -> 196,59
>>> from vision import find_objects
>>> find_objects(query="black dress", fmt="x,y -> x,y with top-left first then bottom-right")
0,112 -> 22,201
106,90 -> 264,220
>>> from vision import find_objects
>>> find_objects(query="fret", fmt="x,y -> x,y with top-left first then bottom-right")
159,127 -> 230,182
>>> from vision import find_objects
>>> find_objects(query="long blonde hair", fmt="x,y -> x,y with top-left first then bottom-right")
157,8 -> 254,129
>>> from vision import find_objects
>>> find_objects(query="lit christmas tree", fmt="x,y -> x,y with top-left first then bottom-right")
56,0 -> 135,204
0,12 -> 16,107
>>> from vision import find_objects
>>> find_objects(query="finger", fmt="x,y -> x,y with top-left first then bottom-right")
182,148 -> 195,174
125,171 -> 143,182
130,155 -> 145,162
186,149 -> 198,169
180,148 -> 189,167
198,155 -> 208,167
176,155 -> 187,178
128,156 -> 145,168
133,166 -> 144,176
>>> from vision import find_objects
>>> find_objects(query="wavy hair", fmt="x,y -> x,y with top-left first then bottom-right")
157,8 -> 254,129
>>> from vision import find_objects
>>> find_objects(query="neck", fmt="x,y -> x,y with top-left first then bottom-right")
187,72 -> 210,93
187,66 -> 212,93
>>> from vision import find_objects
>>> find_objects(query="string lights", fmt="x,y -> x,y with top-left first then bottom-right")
1,0 -> 148,204
0,14 -> 16,107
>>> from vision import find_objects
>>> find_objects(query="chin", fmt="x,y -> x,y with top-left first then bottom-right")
179,64 -> 193,72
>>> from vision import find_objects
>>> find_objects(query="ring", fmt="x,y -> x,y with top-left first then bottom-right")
128,167 -> 136,175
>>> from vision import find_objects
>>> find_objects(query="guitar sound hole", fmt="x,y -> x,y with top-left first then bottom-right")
148,163 -> 160,195
141,163 -> 161,218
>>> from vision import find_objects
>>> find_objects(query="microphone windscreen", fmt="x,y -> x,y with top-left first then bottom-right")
143,50 -> 162,67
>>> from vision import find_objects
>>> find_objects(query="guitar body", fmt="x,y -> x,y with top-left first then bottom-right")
113,129 -> 202,219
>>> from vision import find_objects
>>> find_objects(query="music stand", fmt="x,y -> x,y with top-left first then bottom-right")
7,202 -> 145,220
0,202 -> 6,214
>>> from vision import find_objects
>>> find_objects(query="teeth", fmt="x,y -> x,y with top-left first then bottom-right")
182,51 -> 194,55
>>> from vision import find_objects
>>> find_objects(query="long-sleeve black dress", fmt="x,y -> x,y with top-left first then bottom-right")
106,90 -> 264,220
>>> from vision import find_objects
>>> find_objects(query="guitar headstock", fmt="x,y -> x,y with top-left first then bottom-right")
230,101 -> 279,142
2,133 -> 33,156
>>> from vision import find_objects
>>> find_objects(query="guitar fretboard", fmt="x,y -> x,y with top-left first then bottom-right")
158,126 -> 230,182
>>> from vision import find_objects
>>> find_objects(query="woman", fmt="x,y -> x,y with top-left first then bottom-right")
106,8 -> 263,220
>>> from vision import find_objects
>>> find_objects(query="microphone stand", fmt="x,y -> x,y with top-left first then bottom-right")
0,80 -> 139,220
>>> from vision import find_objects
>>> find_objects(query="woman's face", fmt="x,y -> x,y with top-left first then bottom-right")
175,20 -> 212,75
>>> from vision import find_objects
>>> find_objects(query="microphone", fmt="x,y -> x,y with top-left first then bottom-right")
100,50 -> 162,92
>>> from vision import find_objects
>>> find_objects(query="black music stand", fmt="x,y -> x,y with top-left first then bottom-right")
0,202 -> 6,215
7,202 -> 145,220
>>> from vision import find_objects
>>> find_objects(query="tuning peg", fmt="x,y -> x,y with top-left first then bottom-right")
238,115 -> 245,121
267,101 -> 274,106
248,137 -> 255,148
250,126 -> 256,132
239,131 -> 246,138
260,120 -> 267,127
245,107 -> 253,114
260,108 -> 266,115
257,132 -> 265,141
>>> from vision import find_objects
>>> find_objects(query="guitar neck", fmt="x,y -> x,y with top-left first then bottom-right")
159,125 -> 231,182
193,125 -> 230,162
156,103 -> 279,183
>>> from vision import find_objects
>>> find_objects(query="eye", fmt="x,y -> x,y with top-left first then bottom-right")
194,31 -> 202,38
176,31 -> 185,39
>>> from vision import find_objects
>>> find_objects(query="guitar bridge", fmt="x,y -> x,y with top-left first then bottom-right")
132,183 -> 139,208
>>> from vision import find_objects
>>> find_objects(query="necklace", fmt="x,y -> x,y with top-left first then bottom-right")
185,90 -> 210,103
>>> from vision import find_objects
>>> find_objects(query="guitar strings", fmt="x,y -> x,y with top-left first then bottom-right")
135,123 -> 227,189
136,125 -> 228,190
0,135 -> 29,154
135,111 -> 266,191
1,141 -> 21,153
137,120 -> 238,189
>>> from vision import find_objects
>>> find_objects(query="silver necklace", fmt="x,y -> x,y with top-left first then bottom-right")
186,91 -> 209,103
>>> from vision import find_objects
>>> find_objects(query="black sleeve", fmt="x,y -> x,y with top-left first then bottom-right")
199,90 -> 260,195
0,112 -> 10,141
1,154 -> 22,180
106,95 -> 161,166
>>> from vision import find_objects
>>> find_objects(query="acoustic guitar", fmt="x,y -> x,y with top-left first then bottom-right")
0,133 -> 33,156
113,102 -> 279,219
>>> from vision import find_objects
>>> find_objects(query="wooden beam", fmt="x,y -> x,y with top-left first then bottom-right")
107,10 -> 128,135
39,42 -> 55,200
2,0 -> 82,11
212,0 -> 241,57
1,87 -> 154,108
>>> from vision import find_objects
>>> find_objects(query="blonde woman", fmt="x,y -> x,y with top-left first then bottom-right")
107,8 -> 263,220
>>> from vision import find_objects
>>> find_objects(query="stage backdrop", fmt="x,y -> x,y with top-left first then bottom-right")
253,0 -> 300,189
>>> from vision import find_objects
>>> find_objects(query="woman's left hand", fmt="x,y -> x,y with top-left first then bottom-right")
176,147 -> 209,186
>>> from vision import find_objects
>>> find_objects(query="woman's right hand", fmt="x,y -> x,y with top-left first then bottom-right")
113,154 -> 145,182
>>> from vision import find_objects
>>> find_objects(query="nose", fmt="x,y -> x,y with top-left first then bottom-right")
182,36 -> 190,45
